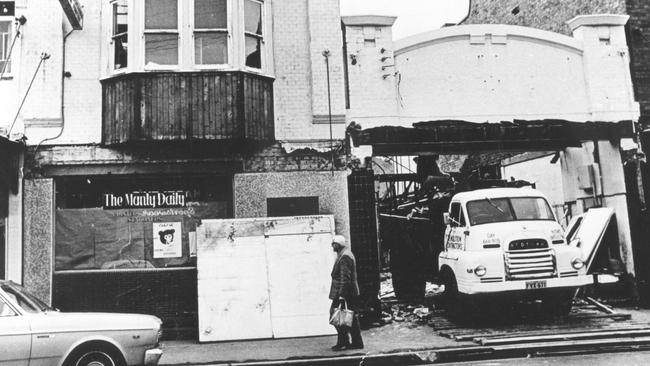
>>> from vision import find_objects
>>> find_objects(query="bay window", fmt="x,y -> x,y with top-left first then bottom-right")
106,0 -> 269,74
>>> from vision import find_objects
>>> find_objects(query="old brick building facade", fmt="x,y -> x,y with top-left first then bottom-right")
1,0 -> 353,338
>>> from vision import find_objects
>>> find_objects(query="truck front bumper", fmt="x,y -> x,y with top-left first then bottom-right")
458,275 -> 593,295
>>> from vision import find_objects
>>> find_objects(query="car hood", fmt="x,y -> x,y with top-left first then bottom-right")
28,311 -> 162,332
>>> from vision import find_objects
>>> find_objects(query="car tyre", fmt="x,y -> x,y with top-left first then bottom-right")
65,346 -> 125,366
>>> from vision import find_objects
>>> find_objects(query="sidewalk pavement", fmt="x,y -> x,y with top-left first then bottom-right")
159,321 -> 471,365
158,306 -> 650,366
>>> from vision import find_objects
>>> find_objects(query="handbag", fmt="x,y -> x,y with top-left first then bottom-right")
329,300 -> 354,328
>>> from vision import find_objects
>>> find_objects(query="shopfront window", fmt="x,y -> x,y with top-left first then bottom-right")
54,176 -> 232,271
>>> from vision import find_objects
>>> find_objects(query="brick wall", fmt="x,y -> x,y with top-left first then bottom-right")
625,0 -> 650,123
19,0 -> 347,146
243,143 -> 346,173
466,0 -> 626,34
272,0 -> 346,141
1,0 -> 63,136
343,17 -> 401,129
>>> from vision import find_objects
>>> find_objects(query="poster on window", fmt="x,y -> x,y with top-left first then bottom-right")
153,222 -> 182,258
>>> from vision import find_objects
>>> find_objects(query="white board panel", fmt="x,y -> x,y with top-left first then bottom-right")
197,215 -> 337,341
197,232 -> 273,342
264,215 -> 335,236
266,231 -> 337,338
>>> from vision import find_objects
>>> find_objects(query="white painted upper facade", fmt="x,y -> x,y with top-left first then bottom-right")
0,0 -> 348,146
345,14 -> 638,129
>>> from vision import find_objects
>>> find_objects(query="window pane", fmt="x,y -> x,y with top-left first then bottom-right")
112,1 -> 128,69
145,0 -> 177,29
245,35 -> 261,68
195,0 -> 227,29
467,199 -> 514,226
113,0 -> 128,35
114,34 -> 128,69
1,21 -> 10,73
195,32 -> 228,64
510,198 -> 554,220
244,0 -> 262,35
145,34 -> 178,65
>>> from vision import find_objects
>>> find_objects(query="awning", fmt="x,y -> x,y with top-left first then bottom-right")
348,120 -> 634,156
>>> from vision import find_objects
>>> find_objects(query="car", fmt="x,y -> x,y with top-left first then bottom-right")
0,280 -> 163,366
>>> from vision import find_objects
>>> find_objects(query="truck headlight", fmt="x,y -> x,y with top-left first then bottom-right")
474,265 -> 487,277
571,257 -> 585,270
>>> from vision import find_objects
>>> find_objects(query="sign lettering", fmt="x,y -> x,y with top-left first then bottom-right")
103,191 -> 186,209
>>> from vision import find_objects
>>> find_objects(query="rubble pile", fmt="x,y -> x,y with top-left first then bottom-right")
378,272 -> 445,328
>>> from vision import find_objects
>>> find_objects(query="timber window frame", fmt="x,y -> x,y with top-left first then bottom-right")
243,0 -> 264,70
192,0 -> 232,68
0,18 -> 12,76
104,0 -> 271,76
110,0 -> 128,71
143,0 -> 180,69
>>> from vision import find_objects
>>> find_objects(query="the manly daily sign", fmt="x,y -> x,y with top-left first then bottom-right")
103,191 -> 186,209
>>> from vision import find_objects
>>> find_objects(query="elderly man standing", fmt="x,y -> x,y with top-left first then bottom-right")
329,235 -> 364,351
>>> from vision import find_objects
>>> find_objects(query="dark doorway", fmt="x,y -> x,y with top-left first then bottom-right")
267,196 -> 319,217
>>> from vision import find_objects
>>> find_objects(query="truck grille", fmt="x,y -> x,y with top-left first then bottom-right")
508,239 -> 548,251
504,248 -> 556,280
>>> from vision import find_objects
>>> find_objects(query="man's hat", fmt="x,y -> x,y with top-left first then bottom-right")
332,235 -> 347,246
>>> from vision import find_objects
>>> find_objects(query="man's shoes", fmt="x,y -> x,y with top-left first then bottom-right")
347,343 -> 364,350
331,344 -> 348,351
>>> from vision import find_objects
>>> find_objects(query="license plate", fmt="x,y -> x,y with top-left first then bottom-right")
525,280 -> 547,289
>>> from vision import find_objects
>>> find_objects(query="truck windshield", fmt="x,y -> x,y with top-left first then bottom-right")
466,197 -> 555,226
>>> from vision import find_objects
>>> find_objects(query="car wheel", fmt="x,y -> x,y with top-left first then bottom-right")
67,347 -> 123,366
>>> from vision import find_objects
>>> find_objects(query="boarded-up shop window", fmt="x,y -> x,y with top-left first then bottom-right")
55,176 -> 232,271
267,197 -> 319,217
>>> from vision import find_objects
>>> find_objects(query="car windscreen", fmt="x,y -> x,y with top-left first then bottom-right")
1,284 -> 53,313
467,197 -> 555,226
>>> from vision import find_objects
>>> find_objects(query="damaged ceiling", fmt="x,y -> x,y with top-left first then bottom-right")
349,120 -> 635,156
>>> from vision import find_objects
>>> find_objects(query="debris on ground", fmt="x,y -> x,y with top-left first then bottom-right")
377,272 -> 441,328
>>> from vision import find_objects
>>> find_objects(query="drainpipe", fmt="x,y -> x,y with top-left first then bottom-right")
34,28 -> 75,153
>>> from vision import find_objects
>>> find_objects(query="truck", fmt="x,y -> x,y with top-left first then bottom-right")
438,187 -> 593,315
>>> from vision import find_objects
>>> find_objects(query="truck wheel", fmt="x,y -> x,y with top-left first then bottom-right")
542,290 -> 574,316
441,270 -> 459,312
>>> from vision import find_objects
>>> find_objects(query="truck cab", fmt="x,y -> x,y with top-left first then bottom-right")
439,187 -> 592,313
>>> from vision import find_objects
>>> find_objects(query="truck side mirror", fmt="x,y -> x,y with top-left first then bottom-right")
443,212 -> 451,225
